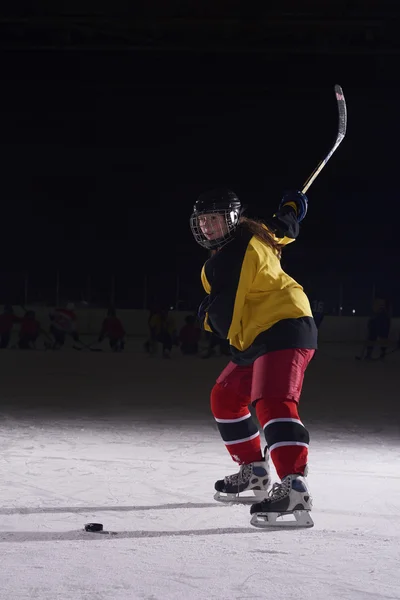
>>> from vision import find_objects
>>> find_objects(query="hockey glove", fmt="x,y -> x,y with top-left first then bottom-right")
279,190 -> 308,222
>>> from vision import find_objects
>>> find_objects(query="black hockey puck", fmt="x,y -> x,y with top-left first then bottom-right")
84,523 -> 103,532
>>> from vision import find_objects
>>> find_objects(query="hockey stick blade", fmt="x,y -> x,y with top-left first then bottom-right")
302,85 -> 347,194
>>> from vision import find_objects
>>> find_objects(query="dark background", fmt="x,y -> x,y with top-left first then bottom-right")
1,2 -> 399,311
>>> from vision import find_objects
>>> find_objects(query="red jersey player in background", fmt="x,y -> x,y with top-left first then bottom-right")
179,315 -> 201,355
18,310 -> 41,349
98,307 -> 126,352
0,305 -> 22,348
48,303 -> 80,349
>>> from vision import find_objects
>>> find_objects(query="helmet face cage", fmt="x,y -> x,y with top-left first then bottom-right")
190,206 -> 241,249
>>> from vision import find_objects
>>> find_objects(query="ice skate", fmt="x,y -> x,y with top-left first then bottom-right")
214,455 -> 271,504
250,473 -> 314,528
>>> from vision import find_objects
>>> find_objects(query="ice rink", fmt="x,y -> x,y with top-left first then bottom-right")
0,340 -> 399,600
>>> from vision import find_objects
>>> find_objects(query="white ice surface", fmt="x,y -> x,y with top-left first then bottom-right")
0,341 -> 399,600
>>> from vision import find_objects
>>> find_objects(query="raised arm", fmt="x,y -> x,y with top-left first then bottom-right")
265,190 -> 308,244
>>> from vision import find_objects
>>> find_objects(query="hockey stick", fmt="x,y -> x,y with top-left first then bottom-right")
302,85 -> 347,194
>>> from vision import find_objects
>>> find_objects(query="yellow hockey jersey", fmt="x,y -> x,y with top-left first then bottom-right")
200,210 -> 317,365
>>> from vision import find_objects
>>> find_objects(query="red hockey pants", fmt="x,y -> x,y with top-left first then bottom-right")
210,348 -> 314,479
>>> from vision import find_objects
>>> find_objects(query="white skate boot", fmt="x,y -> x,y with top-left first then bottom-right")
214,455 -> 271,504
250,473 -> 314,528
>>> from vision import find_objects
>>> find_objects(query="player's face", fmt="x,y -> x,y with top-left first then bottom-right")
198,213 -> 228,240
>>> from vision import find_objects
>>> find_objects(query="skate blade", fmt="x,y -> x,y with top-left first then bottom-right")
214,490 -> 268,505
250,510 -> 314,529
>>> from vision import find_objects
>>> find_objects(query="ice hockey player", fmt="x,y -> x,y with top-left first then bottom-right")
190,188 -> 317,528
18,310 -> 41,349
48,303 -> 80,349
98,307 -> 126,352
179,314 -> 201,355
363,298 -> 391,360
147,308 -> 176,359
0,305 -> 22,348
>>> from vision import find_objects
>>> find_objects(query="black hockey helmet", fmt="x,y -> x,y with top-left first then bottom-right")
190,188 -> 242,249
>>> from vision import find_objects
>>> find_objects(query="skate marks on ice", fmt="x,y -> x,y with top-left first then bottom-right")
0,501 -> 221,516
0,526 -> 260,543
2,501 -> 395,522
0,503 -> 317,542
0,521 -> 398,544
2,500 -> 400,544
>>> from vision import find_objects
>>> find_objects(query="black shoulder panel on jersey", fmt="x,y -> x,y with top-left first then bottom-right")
204,228 -> 253,339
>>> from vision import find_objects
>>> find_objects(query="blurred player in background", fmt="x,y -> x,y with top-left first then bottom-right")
48,303 -> 80,349
363,297 -> 392,360
147,308 -> 176,358
98,307 -> 126,352
179,314 -> 201,355
18,310 -> 41,349
0,305 -> 22,348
